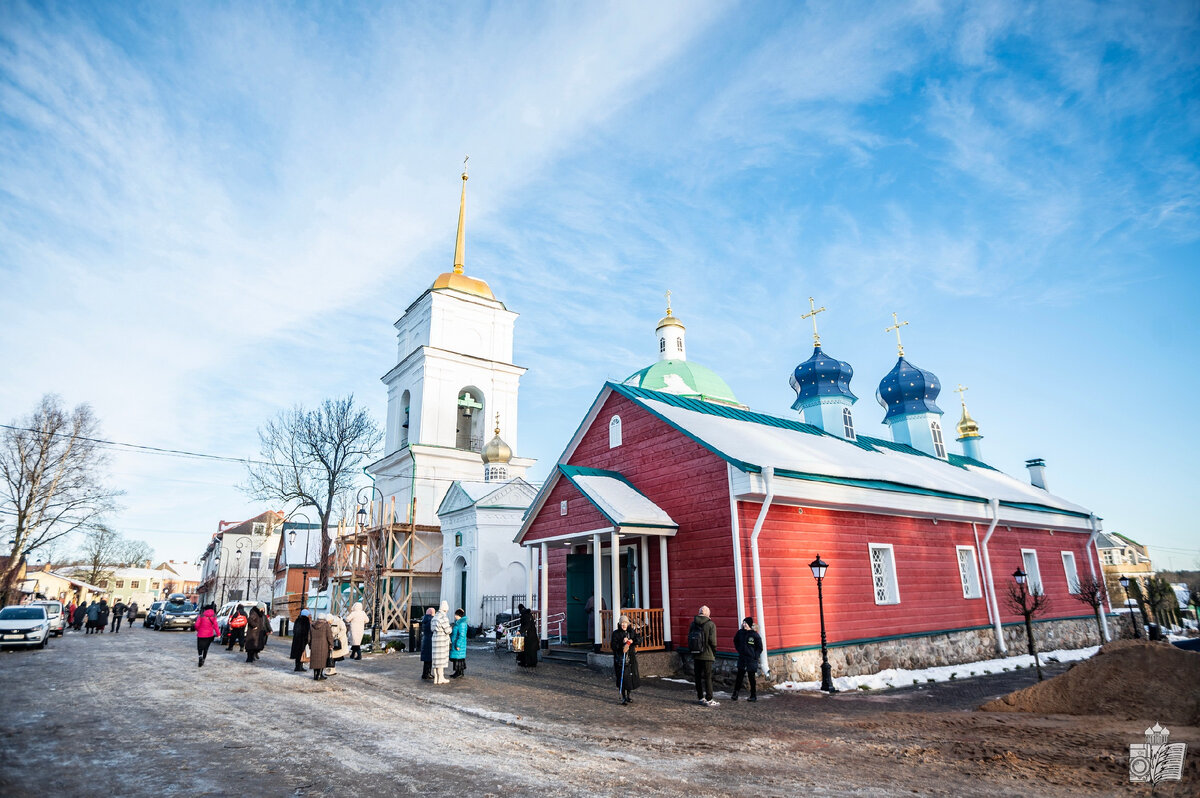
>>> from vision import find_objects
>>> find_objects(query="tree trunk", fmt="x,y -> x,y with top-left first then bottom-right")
1024,614 -> 1043,681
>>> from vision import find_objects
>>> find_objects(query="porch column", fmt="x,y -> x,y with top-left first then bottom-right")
659,536 -> 672,645
639,535 -> 650,608
592,531 -> 602,649
539,542 -> 549,644
610,528 -> 621,626
526,544 -> 534,608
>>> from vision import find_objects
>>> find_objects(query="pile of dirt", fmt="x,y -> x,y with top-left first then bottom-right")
979,639 -> 1200,725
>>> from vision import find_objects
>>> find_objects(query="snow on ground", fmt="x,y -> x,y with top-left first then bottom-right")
775,645 -> 1101,693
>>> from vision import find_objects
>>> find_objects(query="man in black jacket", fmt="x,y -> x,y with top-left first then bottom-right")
688,606 -> 719,706
731,617 -> 763,701
110,600 -> 127,633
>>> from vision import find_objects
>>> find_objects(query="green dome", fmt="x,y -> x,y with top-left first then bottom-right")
622,360 -> 740,406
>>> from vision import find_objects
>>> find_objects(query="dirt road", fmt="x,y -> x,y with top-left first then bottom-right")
0,625 -> 1194,796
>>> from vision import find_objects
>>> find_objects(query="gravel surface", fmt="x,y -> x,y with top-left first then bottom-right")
1,625 -> 1194,797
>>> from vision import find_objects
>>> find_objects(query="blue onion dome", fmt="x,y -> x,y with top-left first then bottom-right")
790,346 -> 856,405
876,357 -> 942,420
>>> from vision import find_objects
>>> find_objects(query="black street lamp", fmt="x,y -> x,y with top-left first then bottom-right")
357,484 -> 385,652
809,554 -> 836,693
286,512 -> 313,618
1118,575 -> 1140,639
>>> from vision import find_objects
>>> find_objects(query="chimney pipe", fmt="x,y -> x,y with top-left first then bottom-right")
1025,458 -> 1047,490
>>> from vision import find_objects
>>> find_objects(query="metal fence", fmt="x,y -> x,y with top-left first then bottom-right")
480,594 -> 538,627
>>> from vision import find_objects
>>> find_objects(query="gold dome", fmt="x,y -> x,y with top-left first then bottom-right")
482,423 -> 512,465
432,271 -> 496,300
956,406 -> 981,439
656,313 -> 685,330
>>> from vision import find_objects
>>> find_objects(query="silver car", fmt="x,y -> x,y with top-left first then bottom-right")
0,605 -> 50,649
31,601 -> 65,637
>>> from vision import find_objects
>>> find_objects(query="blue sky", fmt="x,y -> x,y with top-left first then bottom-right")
2,1 -> 1198,570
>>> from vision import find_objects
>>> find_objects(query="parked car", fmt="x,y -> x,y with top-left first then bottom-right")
0,605 -> 50,650
143,601 -> 164,628
154,595 -> 200,631
31,600 -> 65,637
215,600 -> 268,646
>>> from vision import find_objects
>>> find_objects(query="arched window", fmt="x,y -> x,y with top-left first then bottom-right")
659,338 -> 666,353
842,407 -> 855,440
609,415 -> 622,448
674,337 -> 683,352
455,387 -> 485,452
930,420 -> 946,459
487,465 -> 508,482
399,390 -> 411,447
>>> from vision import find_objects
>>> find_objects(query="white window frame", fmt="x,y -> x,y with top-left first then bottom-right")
956,545 -> 982,599
252,522 -> 267,536
1021,549 -> 1043,595
930,420 -> 946,459
559,500 -> 568,516
869,543 -> 900,605
842,407 -> 855,440
1060,551 -> 1080,594
609,415 -> 622,448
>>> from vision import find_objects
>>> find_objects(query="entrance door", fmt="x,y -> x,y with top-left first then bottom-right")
565,554 -> 593,644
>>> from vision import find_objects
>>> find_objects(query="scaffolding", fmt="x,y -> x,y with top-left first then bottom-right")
331,497 -> 442,637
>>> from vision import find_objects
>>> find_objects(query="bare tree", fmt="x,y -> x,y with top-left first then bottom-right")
70,524 -> 122,589
1006,581 -> 1051,681
242,396 -> 381,591
1070,575 -> 1109,644
0,395 -> 121,602
116,538 -> 154,568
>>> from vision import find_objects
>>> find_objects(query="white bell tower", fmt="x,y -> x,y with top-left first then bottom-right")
368,164 -> 535,525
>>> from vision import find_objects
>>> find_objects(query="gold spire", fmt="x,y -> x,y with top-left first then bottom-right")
657,289 -> 685,329
954,384 -> 981,439
482,412 -> 513,465
432,157 -> 495,300
885,312 -> 909,356
452,155 -> 468,275
802,297 -> 827,347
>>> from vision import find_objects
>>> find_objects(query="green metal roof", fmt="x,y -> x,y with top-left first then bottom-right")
622,360 -> 740,406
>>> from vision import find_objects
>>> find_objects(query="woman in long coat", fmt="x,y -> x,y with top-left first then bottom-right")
326,614 -> 348,675
610,615 -> 641,705
309,613 -> 334,681
517,604 -> 539,667
290,609 -> 311,672
244,606 -> 268,663
429,601 -> 452,684
345,602 -> 369,660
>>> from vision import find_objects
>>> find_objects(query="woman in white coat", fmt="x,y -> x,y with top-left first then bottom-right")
430,601 -> 453,684
345,602 -> 370,660
327,613 -> 349,676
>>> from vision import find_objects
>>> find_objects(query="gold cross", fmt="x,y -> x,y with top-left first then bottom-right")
462,154 -> 469,179
665,289 -> 673,316
801,297 -> 826,347
494,412 -> 501,436
885,312 -> 909,356
954,384 -> 969,407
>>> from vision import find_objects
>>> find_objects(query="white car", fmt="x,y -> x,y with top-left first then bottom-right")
0,605 -> 51,650
31,601 -> 65,637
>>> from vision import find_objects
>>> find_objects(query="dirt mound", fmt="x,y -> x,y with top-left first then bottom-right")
979,639 -> 1200,726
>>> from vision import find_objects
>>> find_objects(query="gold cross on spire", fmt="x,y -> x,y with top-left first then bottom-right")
885,312 -> 909,356
494,411 -> 501,436
452,157 -> 469,275
801,297 -> 826,347
665,289 -> 674,316
462,154 -> 469,178
954,384 -> 969,407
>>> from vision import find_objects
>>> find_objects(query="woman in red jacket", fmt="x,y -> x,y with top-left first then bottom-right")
195,604 -> 220,668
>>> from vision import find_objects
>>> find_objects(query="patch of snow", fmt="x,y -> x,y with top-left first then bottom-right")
570,474 -> 676,527
774,645 -> 1100,693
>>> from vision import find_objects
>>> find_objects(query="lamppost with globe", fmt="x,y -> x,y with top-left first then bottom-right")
356,484 -> 385,651
809,554 -> 836,693
215,536 -> 252,604
286,510 -> 313,617
1118,575 -> 1141,639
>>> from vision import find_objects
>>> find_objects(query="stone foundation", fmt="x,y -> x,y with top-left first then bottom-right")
588,649 -> 682,677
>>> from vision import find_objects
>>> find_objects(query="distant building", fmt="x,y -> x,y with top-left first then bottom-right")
157,560 -> 202,602
270,521 -> 326,620
88,563 -> 170,611
1096,532 -> 1154,604
197,511 -> 284,606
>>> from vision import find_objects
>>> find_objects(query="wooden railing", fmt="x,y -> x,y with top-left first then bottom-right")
599,608 -> 665,652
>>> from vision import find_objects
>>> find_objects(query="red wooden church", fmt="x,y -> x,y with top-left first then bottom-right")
515,310 -> 1109,680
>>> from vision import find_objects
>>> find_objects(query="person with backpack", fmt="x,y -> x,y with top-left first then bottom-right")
687,605 -> 719,706
610,615 -> 641,705
731,617 -> 763,702
195,604 -> 219,667
226,605 -> 248,651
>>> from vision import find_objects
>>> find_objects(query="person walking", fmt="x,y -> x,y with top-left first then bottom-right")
290,609 -> 311,672
309,613 -> 334,681
611,615 -> 641,705
126,601 -> 138,628
429,602 -> 452,685
245,606 -> 268,663
731,617 -> 763,702
688,605 -> 719,706
448,609 -> 468,679
345,602 -> 369,660
420,607 -> 435,680
74,601 -> 89,632
517,604 -> 539,668
66,601 -> 77,630
195,604 -> 219,667
95,599 -> 110,634
225,605 -> 248,651
110,600 -> 127,633
326,613 -> 348,675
